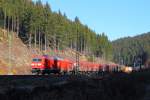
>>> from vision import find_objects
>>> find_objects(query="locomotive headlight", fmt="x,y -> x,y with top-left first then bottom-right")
31,63 -> 34,66
38,63 -> 42,66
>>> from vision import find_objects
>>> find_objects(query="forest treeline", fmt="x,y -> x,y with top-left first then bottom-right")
112,32 -> 150,66
0,0 -> 112,60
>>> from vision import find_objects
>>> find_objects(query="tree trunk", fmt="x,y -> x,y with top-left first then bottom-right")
84,38 -> 86,53
29,33 -> 31,49
57,40 -> 59,55
34,29 -> 37,48
14,16 -> 16,32
80,36 -> 82,53
71,40 -> 72,49
4,9 -> 6,31
45,34 -> 47,53
16,16 -> 19,37
8,16 -> 10,33
3,9 -> 6,37
11,16 -> 13,32
38,28 -> 41,51
41,34 -> 42,52
11,16 -> 14,45
54,34 -> 56,50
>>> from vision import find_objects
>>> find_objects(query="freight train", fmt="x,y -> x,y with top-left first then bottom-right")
31,55 -> 132,75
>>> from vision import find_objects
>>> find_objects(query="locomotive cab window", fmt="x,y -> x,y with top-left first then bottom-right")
32,58 -> 42,62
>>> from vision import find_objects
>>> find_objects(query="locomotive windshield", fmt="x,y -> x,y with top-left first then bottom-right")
32,58 -> 42,62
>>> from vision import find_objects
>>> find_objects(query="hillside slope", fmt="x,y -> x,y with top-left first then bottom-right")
0,29 -> 32,75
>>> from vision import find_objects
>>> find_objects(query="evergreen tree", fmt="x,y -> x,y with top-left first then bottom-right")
0,0 -> 113,60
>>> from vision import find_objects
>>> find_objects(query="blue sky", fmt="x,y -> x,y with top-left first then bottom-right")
33,0 -> 150,40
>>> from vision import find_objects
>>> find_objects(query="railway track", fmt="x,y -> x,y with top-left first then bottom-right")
0,74 -> 92,88
0,75 -> 72,94
0,72 -> 146,100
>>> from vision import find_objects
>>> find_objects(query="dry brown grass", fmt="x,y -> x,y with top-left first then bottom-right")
0,29 -> 31,75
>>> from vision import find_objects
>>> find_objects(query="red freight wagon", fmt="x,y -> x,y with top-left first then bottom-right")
59,59 -> 73,72
79,61 -> 99,72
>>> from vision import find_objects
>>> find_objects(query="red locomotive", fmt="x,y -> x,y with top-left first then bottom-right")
31,55 -> 119,75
